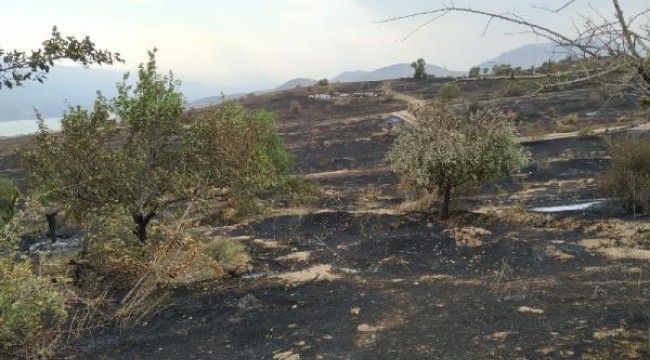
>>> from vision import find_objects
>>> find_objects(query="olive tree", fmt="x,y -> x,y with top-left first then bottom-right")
22,50 -> 289,243
1,26 -> 122,89
386,105 -> 527,219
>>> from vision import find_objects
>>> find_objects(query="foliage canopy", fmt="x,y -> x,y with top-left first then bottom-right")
0,26 -> 122,89
411,58 -> 427,80
22,50 -> 289,242
386,105 -> 526,218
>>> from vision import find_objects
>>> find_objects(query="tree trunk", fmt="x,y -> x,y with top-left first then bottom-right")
132,211 -> 155,243
441,186 -> 452,220
45,212 -> 58,243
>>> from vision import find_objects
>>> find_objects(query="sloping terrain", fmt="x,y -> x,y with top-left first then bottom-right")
66,79 -> 650,359
1,79 -> 647,359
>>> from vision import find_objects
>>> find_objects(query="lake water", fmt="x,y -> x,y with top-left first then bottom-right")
0,118 -> 62,137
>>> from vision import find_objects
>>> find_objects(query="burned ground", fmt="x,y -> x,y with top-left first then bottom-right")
2,79 -> 649,359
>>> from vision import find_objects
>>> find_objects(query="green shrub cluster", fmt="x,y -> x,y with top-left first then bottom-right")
0,257 -> 68,358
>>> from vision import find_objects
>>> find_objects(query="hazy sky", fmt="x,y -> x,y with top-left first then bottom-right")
2,0 -> 647,92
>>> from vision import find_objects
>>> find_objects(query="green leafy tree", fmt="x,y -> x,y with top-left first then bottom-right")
482,67 -> 489,75
317,78 -> 329,86
386,105 -> 526,219
22,50 -> 289,243
437,83 -> 461,102
0,26 -> 122,89
468,66 -> 481,78
411,58 -> 427,79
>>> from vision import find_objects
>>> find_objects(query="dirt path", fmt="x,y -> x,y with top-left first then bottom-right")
383,81 -> 650,144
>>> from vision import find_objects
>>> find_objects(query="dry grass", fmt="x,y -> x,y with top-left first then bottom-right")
554,113 -> 584,133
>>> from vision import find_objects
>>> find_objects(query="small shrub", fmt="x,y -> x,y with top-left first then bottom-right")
468,98 -> 481,114
201,237 -> 250,277
603,137 -> 650,214
555,113 -> 581,133
0,177 -> 18,227
276,176 -> 320,207
504,82 -> 528,97
317,78 -> 329,86
521,121 -> 550,140
437,83 -> 461,102
577,126 -> 596,139
559,113 -> 579,125
333,97 -> 352,106
289,100 -> 302,114
0,257 -> 68,358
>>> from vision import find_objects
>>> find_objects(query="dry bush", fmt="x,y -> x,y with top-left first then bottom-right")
289,100 -> 302,114
114,226 -> 229,326
521,121 -> 550,139
361,184 -> 382,202
273,175 -> 320,207
555,113 -> 582,133
603,137 -> 650,214
333,97 -> 352,106
577,126 -> 596,139
0,257 -> 68,359
77,220 -> 230,327
201,237 -> 250,277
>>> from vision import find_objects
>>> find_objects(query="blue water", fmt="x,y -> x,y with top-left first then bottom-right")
0,118 -> 62,137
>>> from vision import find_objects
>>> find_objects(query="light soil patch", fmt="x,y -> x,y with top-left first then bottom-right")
518,306 -> 545,315
400,192 -> 436,213
253,238 -> 287,249
355,310 -> 406,348
444,226 -> 492,247
273,349 -> 300,360
595,248 -> 650,261
578,237 -> 650,260
544,245 -> 575,261
487,331 -> 516,342
304,168 -> 386,180
276,251 -> 311,262
274,264 -> 340,283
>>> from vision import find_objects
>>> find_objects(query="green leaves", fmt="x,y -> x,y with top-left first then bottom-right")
1,26 -> 123,90
411,58 -> 427,79
0,177 -> 18,227
22,51 -> 290,242
386,104 -> 527,217
0,257 -> 68,357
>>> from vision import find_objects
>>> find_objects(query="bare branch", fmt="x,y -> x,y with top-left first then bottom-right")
379,6 -> 597,56
612,0 -> 642,58
532,0 -> 577,14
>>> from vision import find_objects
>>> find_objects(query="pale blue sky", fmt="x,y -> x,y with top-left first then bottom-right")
2,0 -> 647,91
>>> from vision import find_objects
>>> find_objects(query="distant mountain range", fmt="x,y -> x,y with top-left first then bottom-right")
478,43 -> 567,70
0,66 -> 223,121
331,63 -> 462,82
0,42 -> 567,120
